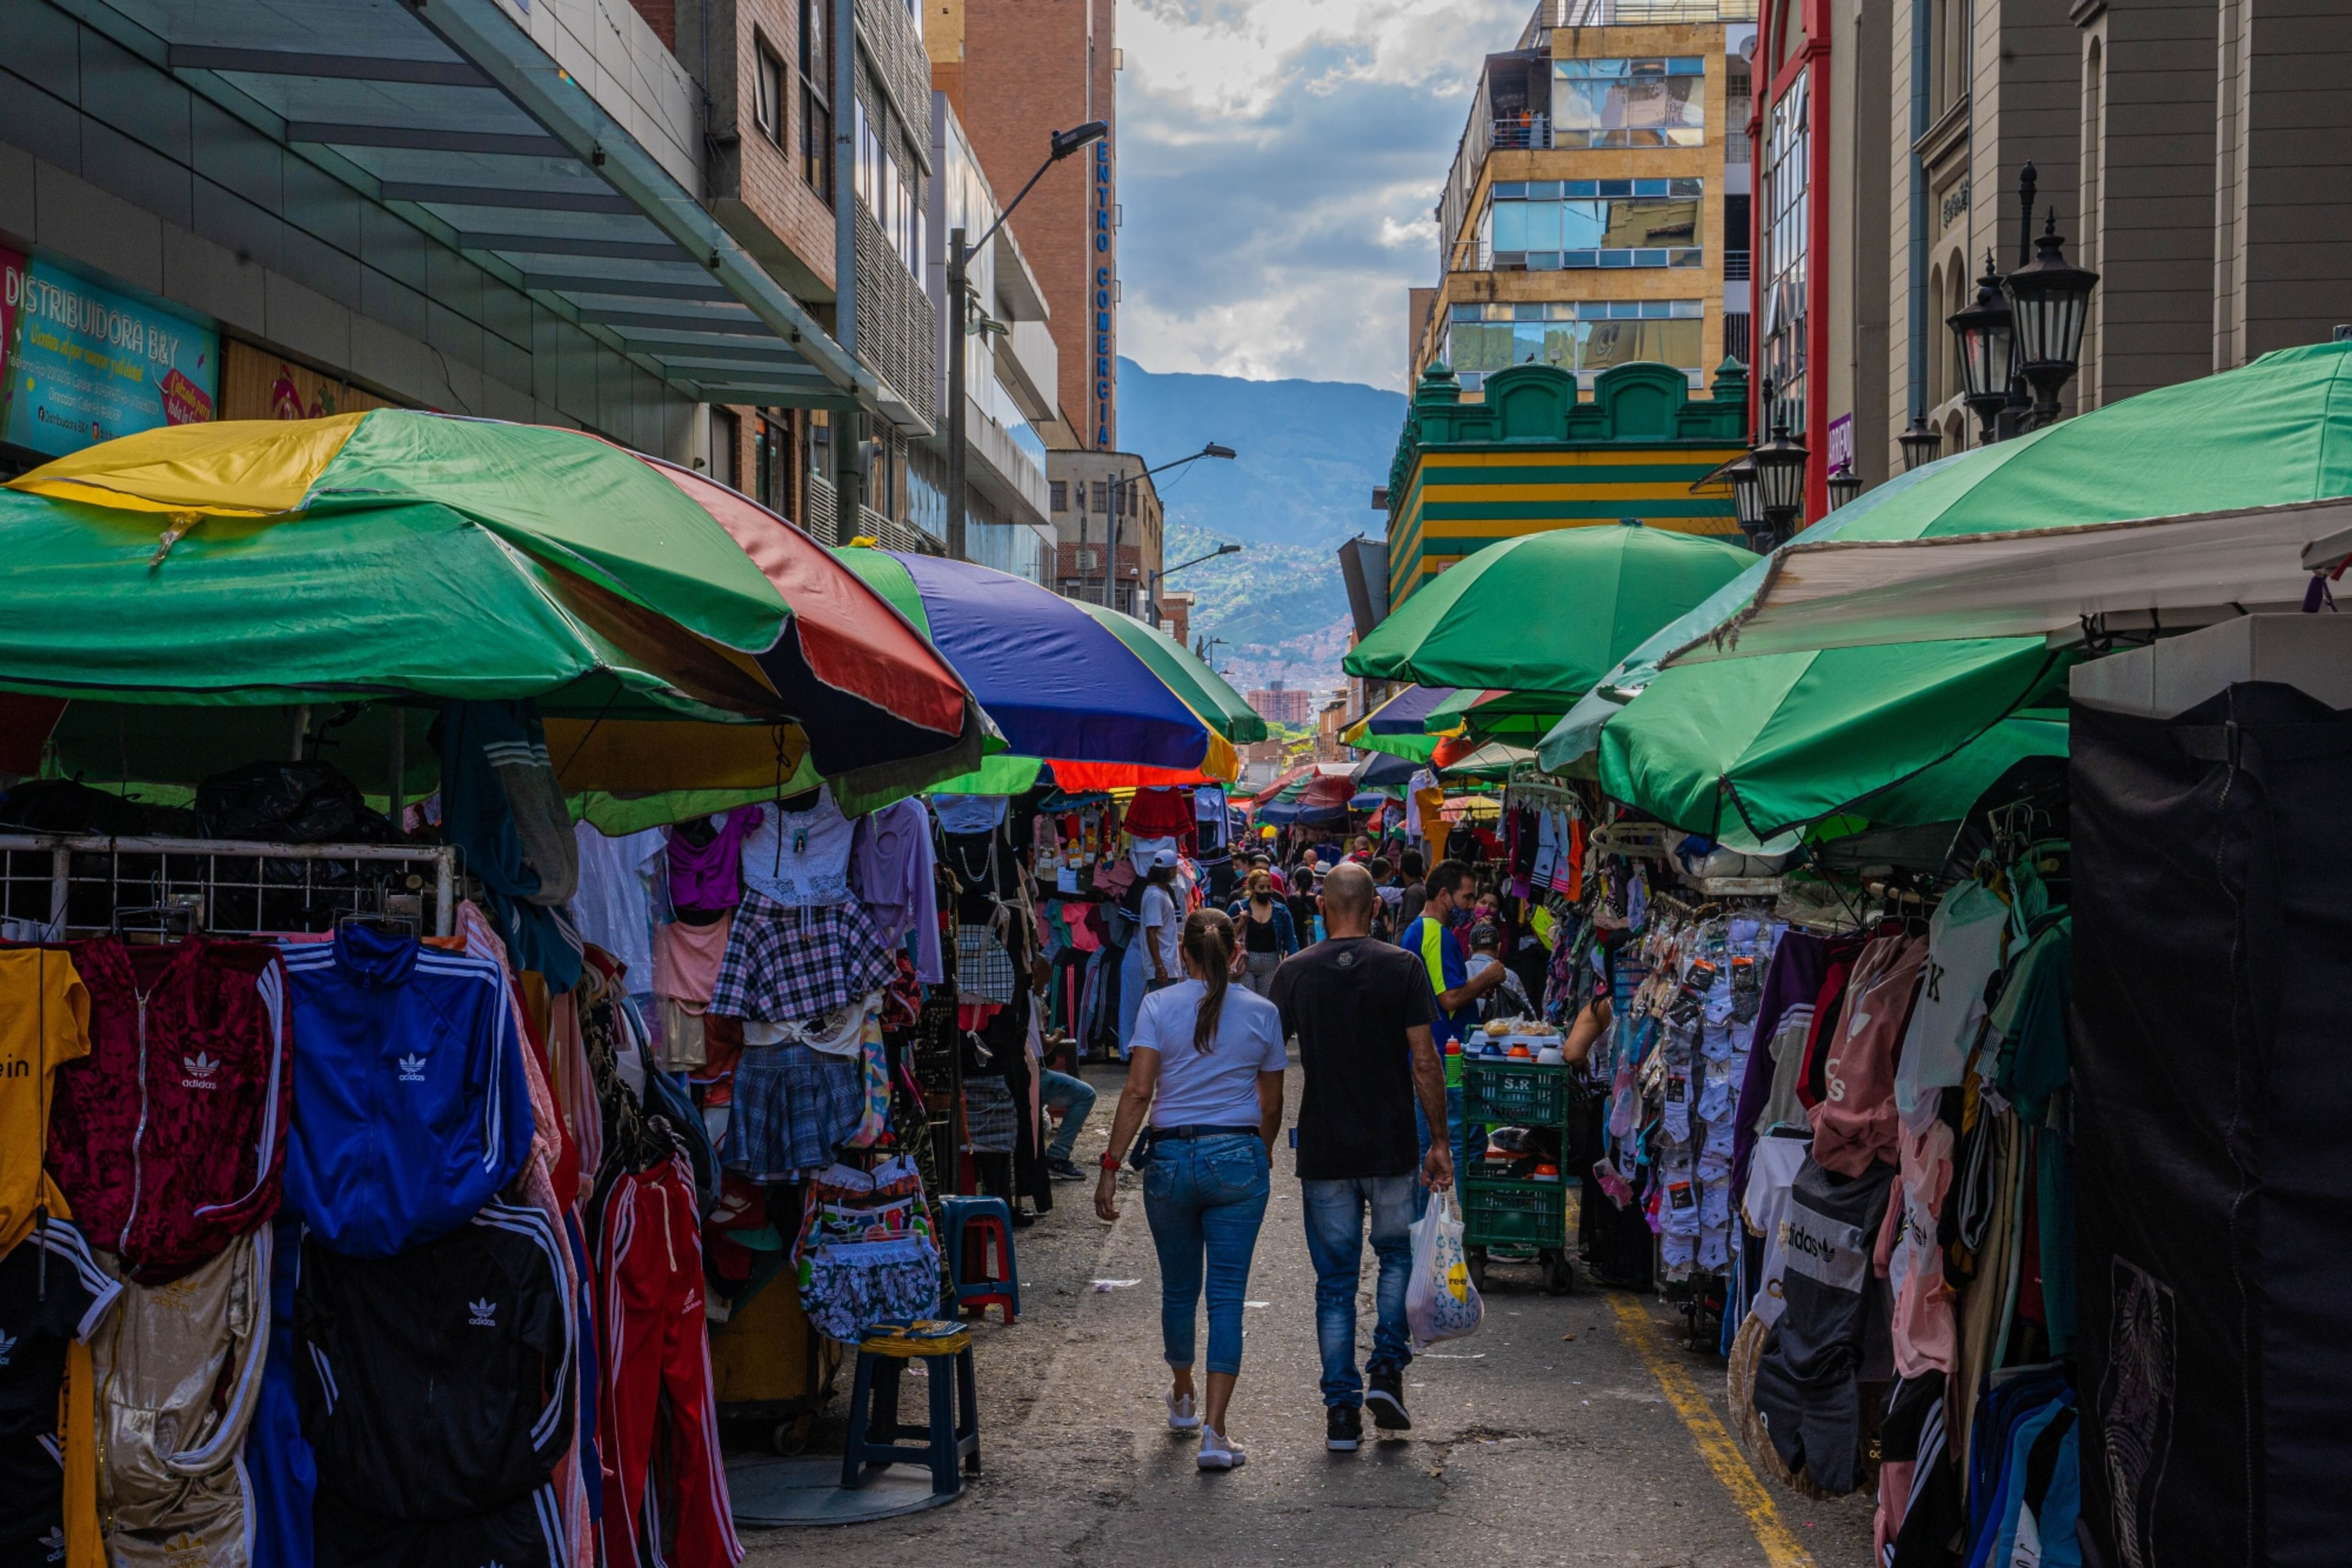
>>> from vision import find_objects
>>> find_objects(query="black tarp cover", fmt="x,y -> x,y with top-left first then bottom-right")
2070,683 -> 2352,1568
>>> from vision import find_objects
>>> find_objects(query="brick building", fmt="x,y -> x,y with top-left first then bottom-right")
928,0 -> 1120,450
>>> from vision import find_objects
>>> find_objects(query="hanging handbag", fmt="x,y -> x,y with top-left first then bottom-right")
841,1005 -> 892,1149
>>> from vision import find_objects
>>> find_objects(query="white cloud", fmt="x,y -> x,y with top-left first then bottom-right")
1116,0 -> 1526,389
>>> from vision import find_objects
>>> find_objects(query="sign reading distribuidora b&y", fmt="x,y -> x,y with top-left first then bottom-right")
0,246 -> 216,455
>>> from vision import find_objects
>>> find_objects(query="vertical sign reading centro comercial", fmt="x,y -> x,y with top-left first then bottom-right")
1093,138 -> 1112,449
0,247 -> 217,455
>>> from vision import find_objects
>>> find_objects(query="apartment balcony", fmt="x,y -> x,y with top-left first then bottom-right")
1494,114 -> 1552,151
1723,250 -> 1752,281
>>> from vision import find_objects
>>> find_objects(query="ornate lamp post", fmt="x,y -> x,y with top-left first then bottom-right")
1898,414 -> 1943,470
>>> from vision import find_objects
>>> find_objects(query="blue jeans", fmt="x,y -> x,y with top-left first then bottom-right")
1301,1174 -> 1418,1408
1040,1068 -> 1097,1162
1142,1133 -> 1271,1376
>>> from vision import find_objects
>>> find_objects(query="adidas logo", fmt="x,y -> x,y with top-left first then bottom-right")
181,1051 -> 220,1090
468,1297 -> 498,1327
397,1053 -> 428,1082
40,1526 -> 64,1564
0,1330 -> 16,1365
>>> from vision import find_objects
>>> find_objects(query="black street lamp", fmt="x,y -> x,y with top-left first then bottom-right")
1726,454 -> 1765,541
1898,414 -> 1943,471
2004,208 -> 2100,427
946,119 -> 1107,560
1097,442 -> 1238,611
1748,379 -> 1809,549
1827,459 -> 1862,511
1948,250 -> 2015,448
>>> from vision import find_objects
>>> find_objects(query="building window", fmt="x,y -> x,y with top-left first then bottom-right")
1091,480 -> 1109,514
798,0 -> 832,203
1050,479 -> 1067,511
853,100 -> 924,278
710,408 -> 739,491
754,40 -> 785,144
1759,73 -> 1809,432
754,413 -> 788,517
1442,299 -> 1706,388
1478,178 -> 1703,271
1552,58 -> 1705,149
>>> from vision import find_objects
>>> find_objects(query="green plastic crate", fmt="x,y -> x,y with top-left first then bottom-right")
1461,1057 -> 1574,1127
1461,1175 -> 1569,1250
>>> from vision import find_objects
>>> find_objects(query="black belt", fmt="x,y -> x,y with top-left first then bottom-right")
1153,1124 -> 1262,1142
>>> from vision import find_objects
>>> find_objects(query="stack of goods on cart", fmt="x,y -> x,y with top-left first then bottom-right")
1720,793 -> 2082,1568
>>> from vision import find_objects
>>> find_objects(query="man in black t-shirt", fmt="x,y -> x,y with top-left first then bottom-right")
1270,863 -> 1452,1454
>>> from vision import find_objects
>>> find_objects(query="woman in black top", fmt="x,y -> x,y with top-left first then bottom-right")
1228,870 -> 1298,995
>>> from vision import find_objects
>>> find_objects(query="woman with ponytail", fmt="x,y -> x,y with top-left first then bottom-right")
1094,909 -> 1288,1472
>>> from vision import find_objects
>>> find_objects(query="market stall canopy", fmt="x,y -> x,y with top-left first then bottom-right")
1422,687 -> 1579,740
1440,740 -> 1539,781
8,414 -> 977,780
834,547 -> 1239,780
1342,521 -> 1756,695
1535,450 -> 2047,775
1661,341 -> 2352,663
1597,637 -> 2067,851
1355,685 -> 1458,735
13,413 -> 790,649
1350,752 -> 1422,790
0,486 -> 784,720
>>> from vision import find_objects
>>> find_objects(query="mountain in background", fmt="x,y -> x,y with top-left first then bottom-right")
1116,357 -> 1405,692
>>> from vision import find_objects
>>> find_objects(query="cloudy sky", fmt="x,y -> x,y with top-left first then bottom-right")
1116,0 -> 1527,392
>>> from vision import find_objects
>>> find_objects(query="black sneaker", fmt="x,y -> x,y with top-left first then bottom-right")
1047,1157 -> 1087,1182
1325,1405 -> 1363,1452
1365,1369 -> 1412,1431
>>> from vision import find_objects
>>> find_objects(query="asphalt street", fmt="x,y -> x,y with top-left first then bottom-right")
746,1061 -> 1876,1567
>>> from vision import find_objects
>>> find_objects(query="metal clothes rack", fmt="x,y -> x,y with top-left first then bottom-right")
0,834 -> 459,939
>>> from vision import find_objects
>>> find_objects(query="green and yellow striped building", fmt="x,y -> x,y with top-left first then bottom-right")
1385,359 -> 1750,605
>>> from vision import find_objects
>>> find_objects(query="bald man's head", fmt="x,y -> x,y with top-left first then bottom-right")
1320,862 -> 1377,935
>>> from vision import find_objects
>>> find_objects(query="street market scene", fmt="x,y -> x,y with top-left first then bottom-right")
0,0 -> 2347,1566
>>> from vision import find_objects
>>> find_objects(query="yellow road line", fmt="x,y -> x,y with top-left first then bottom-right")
1608,1294 -> 1815,1568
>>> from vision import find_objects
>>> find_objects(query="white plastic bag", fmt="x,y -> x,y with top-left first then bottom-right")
1404,1191 -> 1483,1351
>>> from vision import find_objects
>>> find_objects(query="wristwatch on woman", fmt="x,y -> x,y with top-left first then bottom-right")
1099,1150 -> 1123,1173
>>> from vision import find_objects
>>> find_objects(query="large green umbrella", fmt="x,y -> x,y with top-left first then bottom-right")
1343,521 -> 1757,695
1671,339 -> 2352,661
1534,448 -> 2049,780
0,487 -> 779,719
1597,637 -> 2068,850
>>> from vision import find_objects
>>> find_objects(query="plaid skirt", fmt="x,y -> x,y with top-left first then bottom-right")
723,1043 -> 862,1180
961,1074 -> 1018,1154
709,890 -> 897,1023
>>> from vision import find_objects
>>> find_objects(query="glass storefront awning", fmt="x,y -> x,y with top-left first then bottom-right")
88,0 -> 924,431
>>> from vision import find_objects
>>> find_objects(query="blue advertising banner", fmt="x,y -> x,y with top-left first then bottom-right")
2,248 -> 216,455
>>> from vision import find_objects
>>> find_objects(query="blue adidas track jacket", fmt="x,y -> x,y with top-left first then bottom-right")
281,925 -> 535,1258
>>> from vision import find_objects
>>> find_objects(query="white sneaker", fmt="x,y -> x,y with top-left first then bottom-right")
1166,1392 -> 1201,1433
1197,1426 -> 1246,1471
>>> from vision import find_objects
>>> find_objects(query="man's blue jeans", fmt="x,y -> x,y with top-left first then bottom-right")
1142,1133 -> 1271,1375
1301,1174 -> 1418,1409
1039,1068 -> 1097,1162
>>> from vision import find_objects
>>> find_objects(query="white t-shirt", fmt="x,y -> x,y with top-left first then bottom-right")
571,823 -> 664,989
1895,880 -> 2006,1116
1128,979 -> 1288,1128
1139,883 -> 1182,978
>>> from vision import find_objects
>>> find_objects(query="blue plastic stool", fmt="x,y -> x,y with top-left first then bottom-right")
839,1320 -> 979,1496
938,1194 -> 1020,1323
